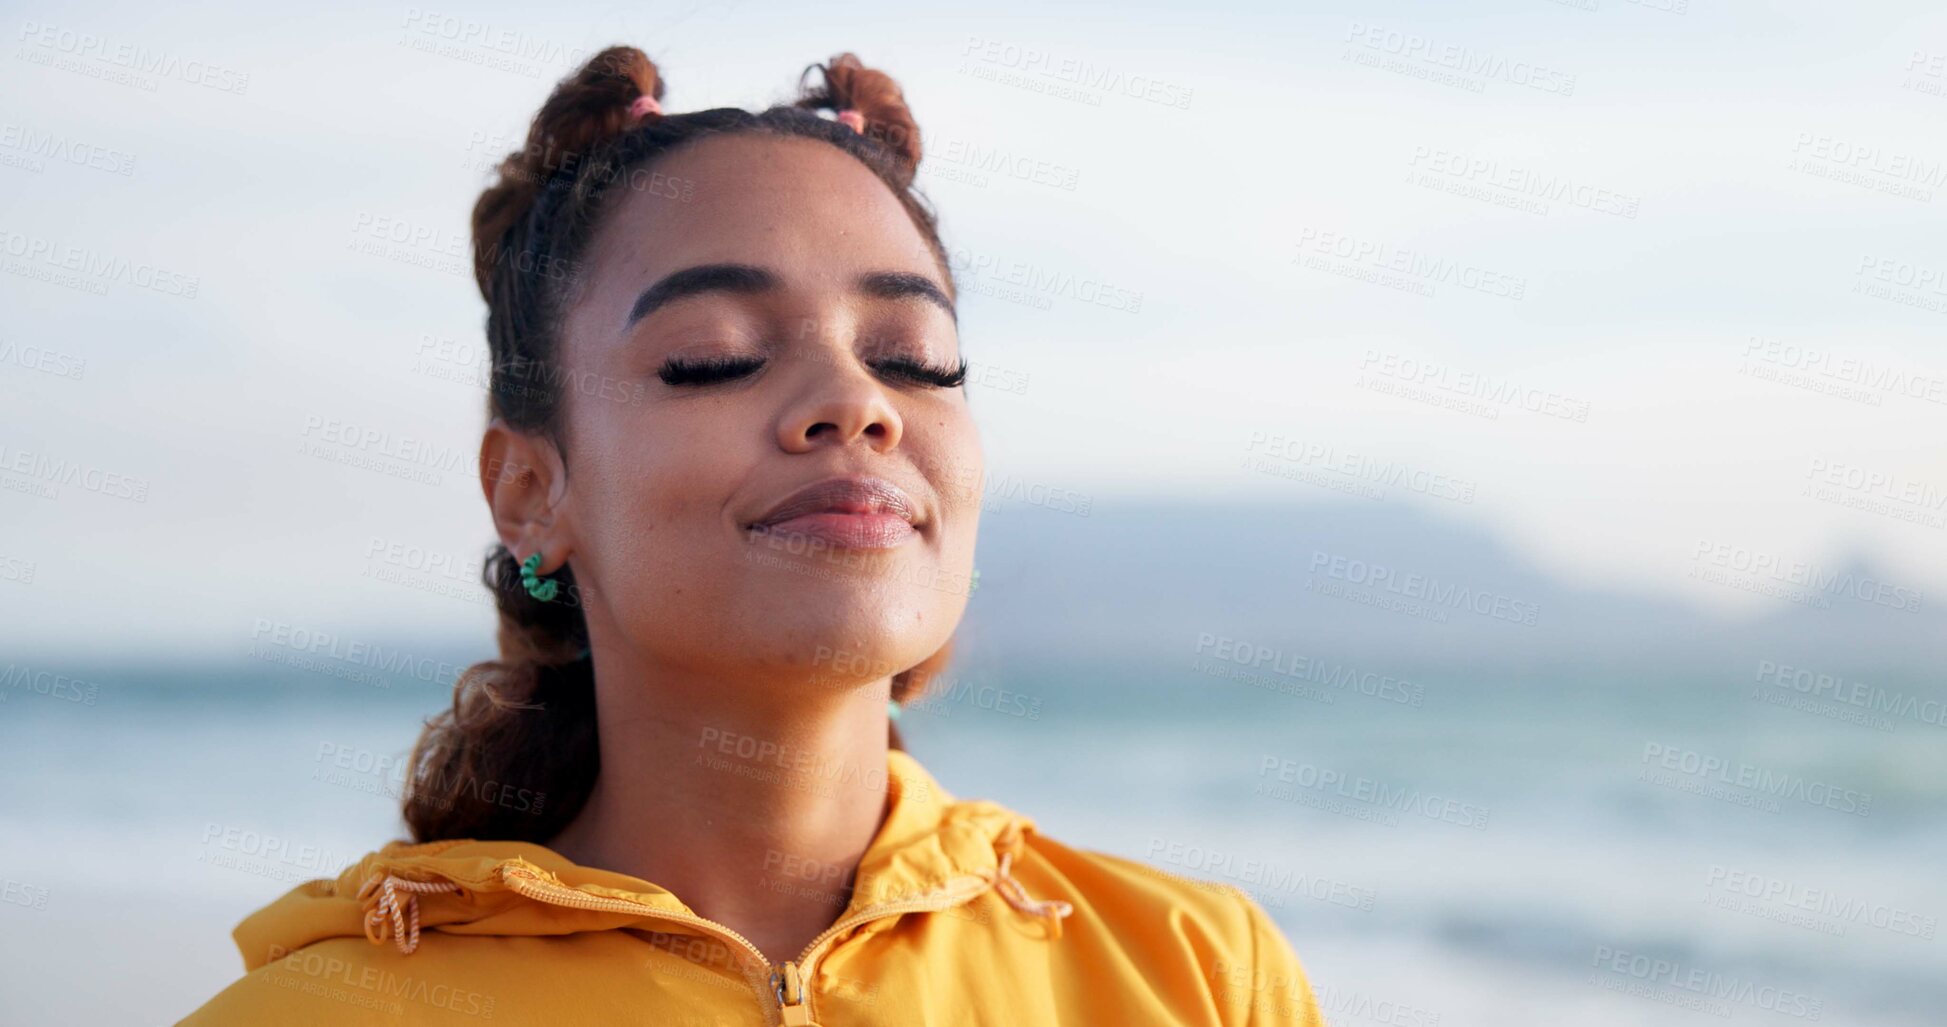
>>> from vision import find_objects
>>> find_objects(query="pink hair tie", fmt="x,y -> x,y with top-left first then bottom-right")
835,108 -> 866,134
628,94 -> 662,122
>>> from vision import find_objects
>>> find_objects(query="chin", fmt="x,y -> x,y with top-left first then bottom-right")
748,600 -> 953,687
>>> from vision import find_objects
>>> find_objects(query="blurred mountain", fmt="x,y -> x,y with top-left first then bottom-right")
959,498 -> 1947,682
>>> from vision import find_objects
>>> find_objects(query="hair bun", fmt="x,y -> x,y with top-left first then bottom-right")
801,52 -> 922,182
469,45 -> 664,298
530,45 -> 663,171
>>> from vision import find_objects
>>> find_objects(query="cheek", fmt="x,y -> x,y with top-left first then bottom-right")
918,408 -> 985,541
570,404 -> 744,560
944,407 -> 986,490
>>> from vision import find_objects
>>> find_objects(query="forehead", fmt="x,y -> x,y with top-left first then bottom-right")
582,133 -> 942,303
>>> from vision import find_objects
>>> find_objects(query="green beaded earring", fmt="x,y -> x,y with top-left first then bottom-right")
519,551 -> 560,602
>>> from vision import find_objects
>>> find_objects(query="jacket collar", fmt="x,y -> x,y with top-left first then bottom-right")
236,749 -> 1045,968
846,748 -> 1026,909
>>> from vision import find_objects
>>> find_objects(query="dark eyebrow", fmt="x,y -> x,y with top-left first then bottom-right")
625,263 -> 778,329
623,264 -> 957,331
857,271 -> 957,323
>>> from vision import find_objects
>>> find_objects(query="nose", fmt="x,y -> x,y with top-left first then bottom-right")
775,348 -> 905,455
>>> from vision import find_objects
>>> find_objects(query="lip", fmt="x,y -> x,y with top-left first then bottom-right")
748,475 -> 922,550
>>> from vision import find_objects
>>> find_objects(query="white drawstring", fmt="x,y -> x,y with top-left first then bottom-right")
358,873 -> 461,955
993,851 -> 1074,939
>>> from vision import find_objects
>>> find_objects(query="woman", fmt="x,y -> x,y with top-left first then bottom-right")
183,46 -> 1322,1026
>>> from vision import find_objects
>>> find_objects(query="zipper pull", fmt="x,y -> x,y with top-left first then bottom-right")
772,960 -> 818,1026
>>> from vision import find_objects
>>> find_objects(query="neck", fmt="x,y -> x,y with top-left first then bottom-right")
547,644 -> 893,966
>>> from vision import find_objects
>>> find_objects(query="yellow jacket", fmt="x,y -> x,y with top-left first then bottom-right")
181,750 -> 1323,1025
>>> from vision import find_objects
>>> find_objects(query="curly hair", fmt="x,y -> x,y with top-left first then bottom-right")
402,45 -> 958,844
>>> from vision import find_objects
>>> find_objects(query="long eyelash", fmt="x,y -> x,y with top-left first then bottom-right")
659,355 -> 765,386
874,355 -> 968,389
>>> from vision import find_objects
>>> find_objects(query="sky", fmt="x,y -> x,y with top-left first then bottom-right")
3,0 -> 1945,659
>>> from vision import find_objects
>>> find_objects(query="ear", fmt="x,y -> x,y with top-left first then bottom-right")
481,418 -> 574,571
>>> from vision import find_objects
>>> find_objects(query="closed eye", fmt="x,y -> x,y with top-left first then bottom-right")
659,354 -> 968,389
658,354 -> 765,386
873,355 -> 967,389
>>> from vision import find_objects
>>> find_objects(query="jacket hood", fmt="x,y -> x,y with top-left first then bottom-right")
233,749 -> 1069,970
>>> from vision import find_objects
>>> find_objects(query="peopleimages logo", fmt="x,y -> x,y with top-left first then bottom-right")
1255,757 -> 1491,829
1193,632 -> 1425,706
1294,229 -> 1528,301
1307,550 -> 1539,626
0,228 -> 199,297
1144,838 -> 1378,912
0,442 -> 149,502
1406,145 -> 1641,219
1640,742 -> 1872,816
1244,432 -> 1477,503
0,663 -> 100,705
250,618 -> 464,688
400,7 -> 590,68
1690,540 -> 1923,612
1356,350 -> 1589,421
0,123 -> 137,175
1705,865 -> 1937,940
1741,336 -> 1947,406
1755,659 -> 1947,729
959,36 -> 1195,110
1342,22 -> 1577,96
15,20 -> 250,94
1589,945 -> 1822,1020
266,943 -> 497,1019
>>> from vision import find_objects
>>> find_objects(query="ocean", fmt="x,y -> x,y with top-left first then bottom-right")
0,656 -> 1940,1025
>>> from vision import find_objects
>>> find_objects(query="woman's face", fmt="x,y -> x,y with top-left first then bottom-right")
542,133 -> 980,691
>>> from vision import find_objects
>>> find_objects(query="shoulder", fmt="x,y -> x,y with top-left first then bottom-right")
1023,830 -> 1258,927
179,930 -> 512,1026
177,938 -> 428,1026
1012,831 -> 1326,1026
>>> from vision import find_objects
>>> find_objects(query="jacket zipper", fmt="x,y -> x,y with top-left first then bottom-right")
500,865 -> 991,1026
